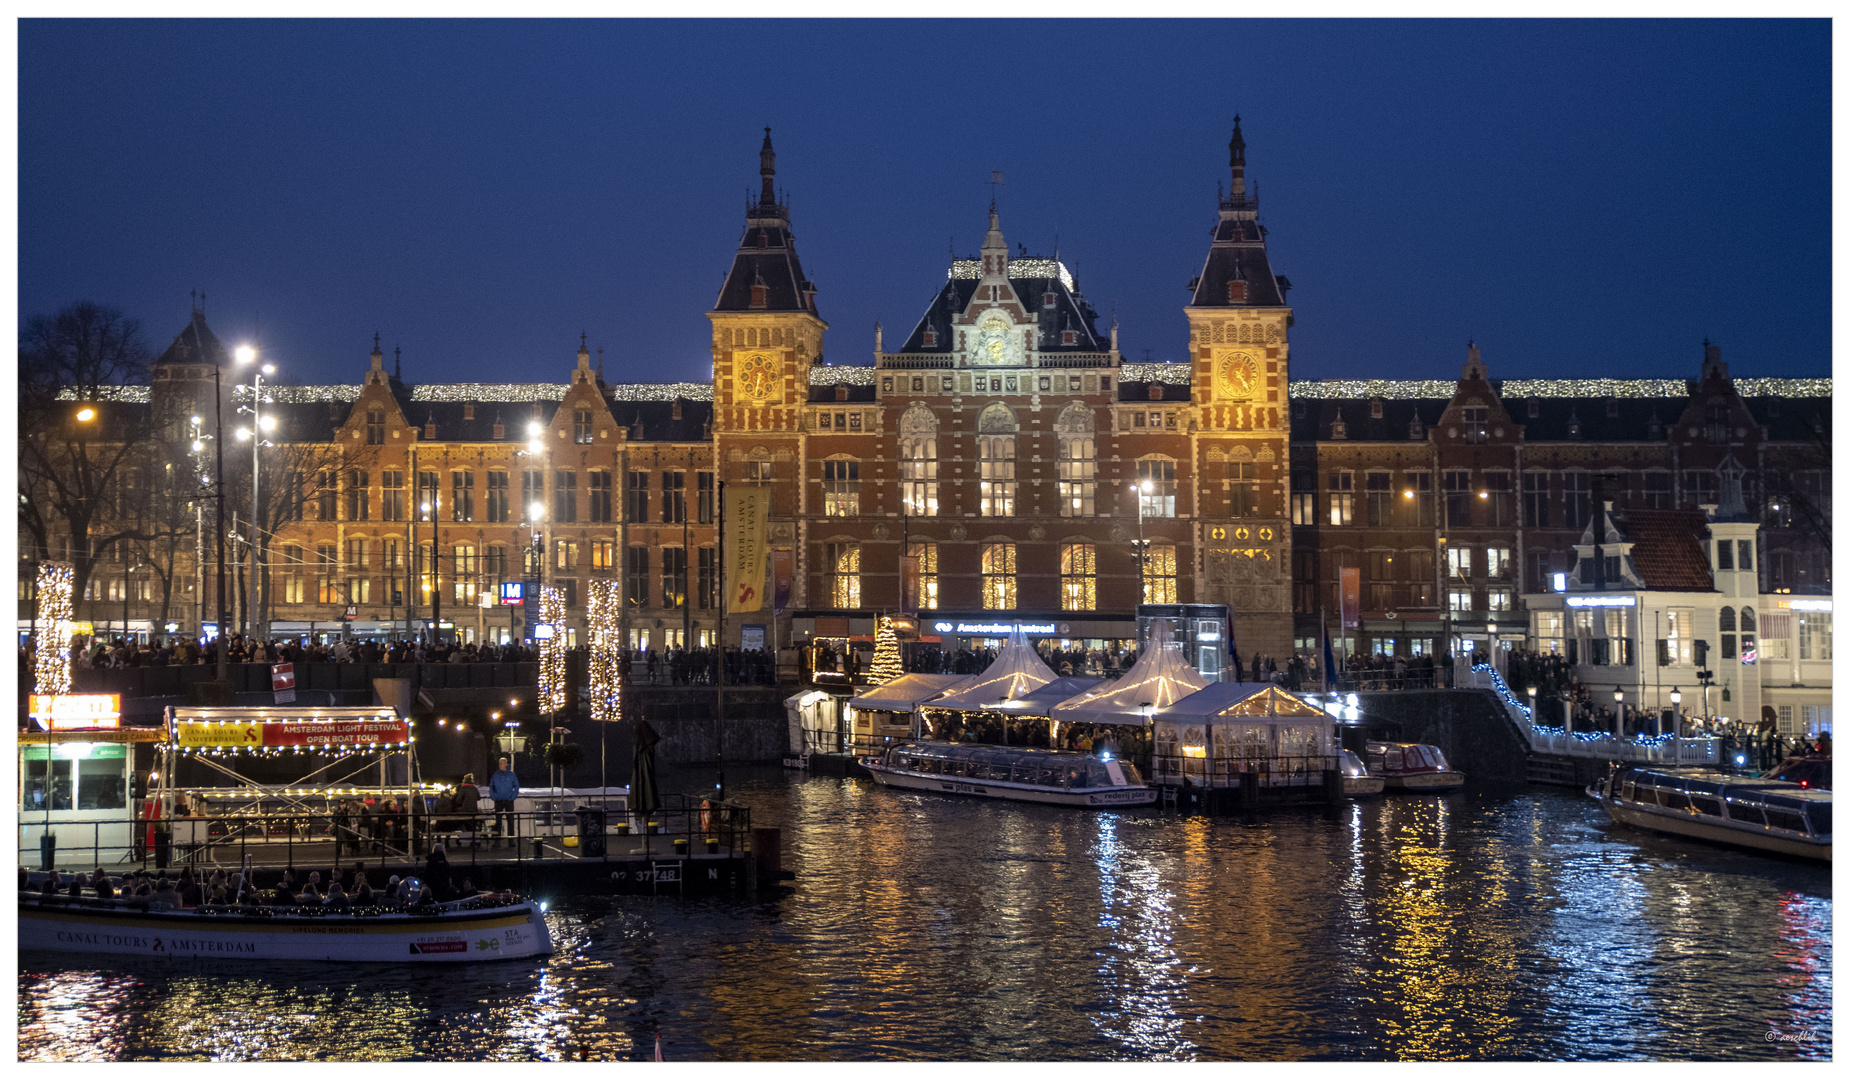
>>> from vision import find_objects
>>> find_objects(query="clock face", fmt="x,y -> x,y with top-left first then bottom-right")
1215,348 -> 1260,399
737,351 -> 779,401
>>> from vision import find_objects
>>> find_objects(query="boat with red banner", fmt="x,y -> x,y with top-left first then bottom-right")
1365,741 -> 1466,792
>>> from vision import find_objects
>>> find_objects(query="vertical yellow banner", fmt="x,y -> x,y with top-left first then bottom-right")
726,486 -> 769,614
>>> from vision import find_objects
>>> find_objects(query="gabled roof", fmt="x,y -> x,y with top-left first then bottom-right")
849,673 -> 972,713
1159,683 -> 1334,724
1187,119 -> 1288,310
154,310 -> 231,368
925,628 -> 1062,711
711,130 -> 821,318
1609,509 -> 1715,592
896,259 -> 1107,354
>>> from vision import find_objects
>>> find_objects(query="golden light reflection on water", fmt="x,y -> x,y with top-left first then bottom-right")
15,768 -> 1834,1062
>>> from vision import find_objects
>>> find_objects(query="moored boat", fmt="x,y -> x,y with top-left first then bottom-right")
864,741 -> 1157,808
1339,749 -> 1385,797
1591,764 -> 1831,861
18,891 -> 554,962
1365,741 -> 1465,792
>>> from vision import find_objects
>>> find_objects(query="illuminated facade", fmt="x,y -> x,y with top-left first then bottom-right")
19,127 -> 1830,712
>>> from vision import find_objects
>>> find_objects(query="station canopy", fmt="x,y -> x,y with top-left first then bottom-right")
848,673 -> 972,714
924,628 -> 1064,713
1050,622 -> 1211,728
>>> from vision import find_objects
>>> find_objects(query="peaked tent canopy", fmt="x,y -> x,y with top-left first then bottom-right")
1050,622 -> 1212,728
849,673 -> 972,714
1158,683 -> 1333,723
925,626 -> 1063,712
931,675 -> 1106,718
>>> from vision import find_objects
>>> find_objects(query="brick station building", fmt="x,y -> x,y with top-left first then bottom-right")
25,126 -> 1831,730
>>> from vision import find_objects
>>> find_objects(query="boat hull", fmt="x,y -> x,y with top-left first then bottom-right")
1599,797 -> 1830,862
19,899 -> 554,962
867,764 -> 1157,808
1343,776 -> 1386,797
1383,771 -> 1465,793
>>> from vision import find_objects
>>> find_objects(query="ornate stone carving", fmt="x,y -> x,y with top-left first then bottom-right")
1028,524 -> 1045,541
949,523 -> 967,541
872,523 -> 890,540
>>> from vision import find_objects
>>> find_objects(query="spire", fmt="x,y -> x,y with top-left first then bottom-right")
597,345 -> 604,382
577,333 -> 591,370
980,204 -> 1008,279
371,334 -> 384,369
394,345 -> 401,382
1229,114 -> 1246,198
759,126 -> 776,207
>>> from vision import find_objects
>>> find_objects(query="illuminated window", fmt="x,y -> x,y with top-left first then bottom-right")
907,540 -> 938,610
981,542 -> 1017,609
1326,470 -> 1353,526
1056,404 -> 1095,517
697,547 -> 717,610
1060,542 -> 1097,611
823,459 -> 860,517
573,408 -> 593,444
1143,541 -> 1177,604
450,470 -> 473,522
978,405 -> 1017,517
452,543 -> 476,603
1139,458 -> 1177,517
1448,546 -> 1472,579
485,470 -> 508,523
827,542 -> 861,609
590,540 -> 615,570
662,547 -> 687,609
625,546 -> 650,608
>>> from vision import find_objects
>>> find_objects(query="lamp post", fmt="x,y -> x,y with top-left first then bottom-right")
1669,687 -> 1682,741
235,346 -> 275,643
211,362 -> 228,680
1487,621 -> 1498,674
1131,479 -> 1153,609
189,416 -> 209,639
122,561 -> 142,645
1613,687 -> 1625,739
1526,683 -> 1538,728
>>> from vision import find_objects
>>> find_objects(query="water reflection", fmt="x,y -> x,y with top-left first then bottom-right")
17,768 -> 1832,1062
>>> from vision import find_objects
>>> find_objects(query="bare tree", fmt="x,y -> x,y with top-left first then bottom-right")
18,303 -> 155,616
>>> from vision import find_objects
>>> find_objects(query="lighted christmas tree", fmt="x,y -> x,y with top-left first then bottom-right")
869,614 -> 904,685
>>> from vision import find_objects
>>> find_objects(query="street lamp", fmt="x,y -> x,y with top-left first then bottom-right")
1613,688 -> 1625,738
1131,479 -> 1153,608
1669,688 -> 1682,739
235,345 -> 275,642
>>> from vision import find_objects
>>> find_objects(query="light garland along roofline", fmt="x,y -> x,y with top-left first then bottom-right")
1288,377 -> 1831,399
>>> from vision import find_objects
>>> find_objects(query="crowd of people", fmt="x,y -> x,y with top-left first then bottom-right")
24,861 -> 483,911
627,646 -> 779,686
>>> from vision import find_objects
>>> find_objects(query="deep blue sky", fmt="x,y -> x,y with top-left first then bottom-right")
19,19 -> 1831,387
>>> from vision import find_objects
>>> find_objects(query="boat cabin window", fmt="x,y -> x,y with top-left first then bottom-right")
1805,803 -> 1830,836
1724,799 -> 1765,826
1661,790 -> 1689,811
1762,805 -> 1810,834
1688,795 -> 1722,817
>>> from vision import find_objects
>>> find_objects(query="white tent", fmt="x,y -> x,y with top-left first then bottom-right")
924,627 -> 1063,712
848,673 -> 971,714
1049,621 -> 1211,728
929,675 -> 1104,717
1150,683 -> 1338,788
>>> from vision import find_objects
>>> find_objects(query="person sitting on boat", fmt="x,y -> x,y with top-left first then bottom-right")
425,843 -> 453,901
297,883 -> 322,907
91,869 -> 114,900
379,875 -> 403,910
178,869 -> 202,907
272,875 -> 297,907
39,870 -> 64,898
352,871 -> 375,906
413,883 -> 436,908
65,873 -> 85,899
151,875 -> 180,906
325,882 -> 351,909
207,885 -> 228,904
455,877 -> 479,900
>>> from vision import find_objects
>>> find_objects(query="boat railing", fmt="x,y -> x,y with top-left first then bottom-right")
19,799 -> 753,875
1149,752 -> 1341,790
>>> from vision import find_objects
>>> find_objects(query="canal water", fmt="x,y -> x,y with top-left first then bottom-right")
17,766 -> 1833,1061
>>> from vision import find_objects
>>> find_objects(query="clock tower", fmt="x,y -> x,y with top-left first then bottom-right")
1185,117 -> 1295,662
707,129 -> 827,644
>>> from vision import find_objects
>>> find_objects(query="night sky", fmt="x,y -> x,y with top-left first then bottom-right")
18,19 -> 1830,388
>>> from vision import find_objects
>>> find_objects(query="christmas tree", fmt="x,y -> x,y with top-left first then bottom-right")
869,615 -> 904,685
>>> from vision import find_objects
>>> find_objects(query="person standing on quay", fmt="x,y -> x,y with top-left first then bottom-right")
489,756 -> 520,848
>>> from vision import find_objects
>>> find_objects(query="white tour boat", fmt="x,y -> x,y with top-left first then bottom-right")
864,741 -> 1157,808
18,890 -> 554,962
1366,741 -> 1466,792
1339,749 -> 1386,797
1591,764 -> 1831,862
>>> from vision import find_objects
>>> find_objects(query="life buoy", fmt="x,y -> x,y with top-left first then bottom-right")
699,799 -> 712,834
143,796 -> 161,850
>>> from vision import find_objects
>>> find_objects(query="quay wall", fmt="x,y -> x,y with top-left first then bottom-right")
1353,689 -> 1533,784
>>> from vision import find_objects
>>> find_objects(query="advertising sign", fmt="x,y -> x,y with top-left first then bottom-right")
725,487 -> 769,614
28,694 -> 122,731
174,718 -> 410,749
1340,567 -> 1361,630
740,624 -> 766,651
500,581 -> 525,606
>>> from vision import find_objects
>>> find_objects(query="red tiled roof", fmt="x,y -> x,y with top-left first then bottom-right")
1619,509 -> 1715,591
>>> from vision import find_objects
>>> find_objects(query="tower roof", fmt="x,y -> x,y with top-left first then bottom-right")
712,128 -> 821,317
1188,117 -> 1288,309
154,309 -> 232,368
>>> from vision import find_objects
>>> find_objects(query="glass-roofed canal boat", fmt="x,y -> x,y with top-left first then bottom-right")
863,741 -> 1157,808
1590,764 -> 1831,861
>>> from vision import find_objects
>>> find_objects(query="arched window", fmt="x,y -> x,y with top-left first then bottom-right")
978,404 -> 1017,518
827,541 -> 861,609
1060,541 -> 1096,611
1719,606 -> 1737,660
1740,605 -> 1758,663
981,542 -> 1017,609
899,404 -> 939,516
823,457 -> 860,517
1138,458 -> 1177,518
1055,403 -> 1095,517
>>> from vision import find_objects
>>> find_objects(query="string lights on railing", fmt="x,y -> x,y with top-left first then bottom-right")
586,578 -> 622,724
33,562 -> 74,696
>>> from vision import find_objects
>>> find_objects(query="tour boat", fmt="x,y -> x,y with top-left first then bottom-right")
1339,749 -> 1385,797
1365,741 -> 1465,792
863,741 -> 1158,808
1590,765 -> 1831,862
18,890 -> 554,963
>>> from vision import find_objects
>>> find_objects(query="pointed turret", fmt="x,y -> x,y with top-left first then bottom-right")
712,129 -> 821,318
1188,116 -> 1285,308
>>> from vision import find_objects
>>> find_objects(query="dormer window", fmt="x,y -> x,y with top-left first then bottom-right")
1061,329 -> 1077,346
1370,399 -> 1383,419
1330,415 -> 1347,440
757,230 -> 769,249
1527,399 -> 1540,418
1606,399 -> 1620,419
1227,280 -> 1247,303
424,420 -> 436,441
1409,417 -> 1424,440
835,385 -> 849,402
463,404 -> 475,422
1044,290 -> 1057,307
492,420 -> 505,440
671,401 -> 683,421
749,283 -> 768,309
1150,384 -> 1165,402
923,328 -> 938,347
